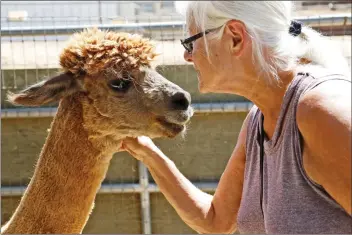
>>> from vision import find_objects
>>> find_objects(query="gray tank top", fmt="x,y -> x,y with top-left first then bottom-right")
237,72 -> 352,234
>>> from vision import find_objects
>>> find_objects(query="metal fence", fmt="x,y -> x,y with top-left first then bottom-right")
1,14 -> 351,93
1,1 -> 183,27
1,7 -> 352,234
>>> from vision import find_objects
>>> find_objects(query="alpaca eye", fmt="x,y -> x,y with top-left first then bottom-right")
109,79 -> 132,92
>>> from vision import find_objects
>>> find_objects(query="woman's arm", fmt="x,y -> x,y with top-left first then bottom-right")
121,114 -> 249,233
297,79 -> 351,215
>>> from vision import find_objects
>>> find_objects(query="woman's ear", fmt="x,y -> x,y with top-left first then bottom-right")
225,20 -> 248,57
7,73 -> 83,107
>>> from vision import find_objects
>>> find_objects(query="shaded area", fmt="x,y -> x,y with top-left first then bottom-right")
1,112 -> 246,233
83,193 -> 142,234
1,117 -> 139,186
1,194 -> 142,234
150,192 -> 197,234
153,112 -> 247,182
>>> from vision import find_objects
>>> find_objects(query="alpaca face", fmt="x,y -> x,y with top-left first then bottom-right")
7,28 -> 194,142
82,66 -> 193,139
7,68 -> 193,143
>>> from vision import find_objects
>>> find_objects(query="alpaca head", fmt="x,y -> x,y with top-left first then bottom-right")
8,28 -> 193,143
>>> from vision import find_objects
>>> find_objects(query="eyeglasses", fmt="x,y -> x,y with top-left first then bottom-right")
180,27 -> 219,54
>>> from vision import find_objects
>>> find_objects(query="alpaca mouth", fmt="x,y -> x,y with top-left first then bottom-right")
156,117 -> 185,137
155,107 -> 193,138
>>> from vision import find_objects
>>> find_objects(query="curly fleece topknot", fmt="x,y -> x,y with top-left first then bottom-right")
59,28 -> 159,77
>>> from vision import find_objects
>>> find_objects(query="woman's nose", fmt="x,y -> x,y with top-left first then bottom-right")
183,50 -> 193,62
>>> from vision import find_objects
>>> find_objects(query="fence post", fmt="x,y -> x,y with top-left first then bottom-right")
139,161 -> 152,234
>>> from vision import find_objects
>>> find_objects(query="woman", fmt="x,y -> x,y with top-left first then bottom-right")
120,1 -> 351,234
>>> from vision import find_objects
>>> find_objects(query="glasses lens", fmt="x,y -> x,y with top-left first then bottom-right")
181,40 -> 193,53
186,42 -> 192,53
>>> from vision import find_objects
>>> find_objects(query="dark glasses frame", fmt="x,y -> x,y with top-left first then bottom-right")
180,27 -> 219,54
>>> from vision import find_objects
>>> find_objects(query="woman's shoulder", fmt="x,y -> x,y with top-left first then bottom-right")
296,77 -> 350,129
296,64 -> 351,82
295,66 -> 351,215
296,64 -> 351,131
296,65 -> 351,109
296,65 -> 351,164
294,65 -> 350,109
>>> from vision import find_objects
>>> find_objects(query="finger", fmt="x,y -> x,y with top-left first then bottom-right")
116,144 -> 126,152
122,148 -> 139,161
124,147 -> 139,158
115,139 -> 128,151
122,137 -> 139,146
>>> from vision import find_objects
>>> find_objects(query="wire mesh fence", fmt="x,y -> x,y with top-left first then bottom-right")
1,1 -> 352,234
1,15 -> 351,108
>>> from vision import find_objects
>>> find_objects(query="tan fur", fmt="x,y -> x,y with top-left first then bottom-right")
60,28 -> 159,76
2,95 -> 107,234
1,28 -> 192,234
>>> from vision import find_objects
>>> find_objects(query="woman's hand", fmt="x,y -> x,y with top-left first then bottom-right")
120,136 -> 160,163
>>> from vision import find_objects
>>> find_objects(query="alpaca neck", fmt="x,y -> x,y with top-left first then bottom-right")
2,95 -> 114,234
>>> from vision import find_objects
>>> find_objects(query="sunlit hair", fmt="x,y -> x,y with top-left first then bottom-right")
175,1 -> 349,82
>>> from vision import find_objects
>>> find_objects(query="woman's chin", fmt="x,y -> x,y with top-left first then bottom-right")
197,75 -> 213,93
198,84 -> 209,94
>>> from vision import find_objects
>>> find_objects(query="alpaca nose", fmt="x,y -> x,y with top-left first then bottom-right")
171,91 -> 191,110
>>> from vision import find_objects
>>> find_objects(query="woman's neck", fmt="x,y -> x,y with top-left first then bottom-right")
239,70 -> 295,139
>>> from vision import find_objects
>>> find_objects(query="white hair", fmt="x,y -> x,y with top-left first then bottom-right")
175,1 -> 349,82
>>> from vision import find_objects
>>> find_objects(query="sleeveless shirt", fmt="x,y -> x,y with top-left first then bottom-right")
236,71 -> 352,234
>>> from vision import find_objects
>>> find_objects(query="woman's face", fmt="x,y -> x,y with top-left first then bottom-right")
183,21 -> 254,95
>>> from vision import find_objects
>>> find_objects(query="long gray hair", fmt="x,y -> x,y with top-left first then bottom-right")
176,1 -> 349,82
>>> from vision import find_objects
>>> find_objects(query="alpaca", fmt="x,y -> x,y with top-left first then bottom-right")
1,28 -> 193,234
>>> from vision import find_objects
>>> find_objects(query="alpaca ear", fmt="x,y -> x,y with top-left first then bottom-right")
7,73 -> 83,107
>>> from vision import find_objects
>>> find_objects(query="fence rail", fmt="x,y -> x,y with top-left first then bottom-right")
1,14 -> 351,37
1,182 -> 218,197
1,102 -> 254,119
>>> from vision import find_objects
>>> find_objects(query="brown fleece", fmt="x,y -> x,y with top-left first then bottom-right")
59,27 -> 159,77
1,94 -> 112,234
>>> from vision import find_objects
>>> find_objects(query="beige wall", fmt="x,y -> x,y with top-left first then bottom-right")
1,112 -> 247,233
